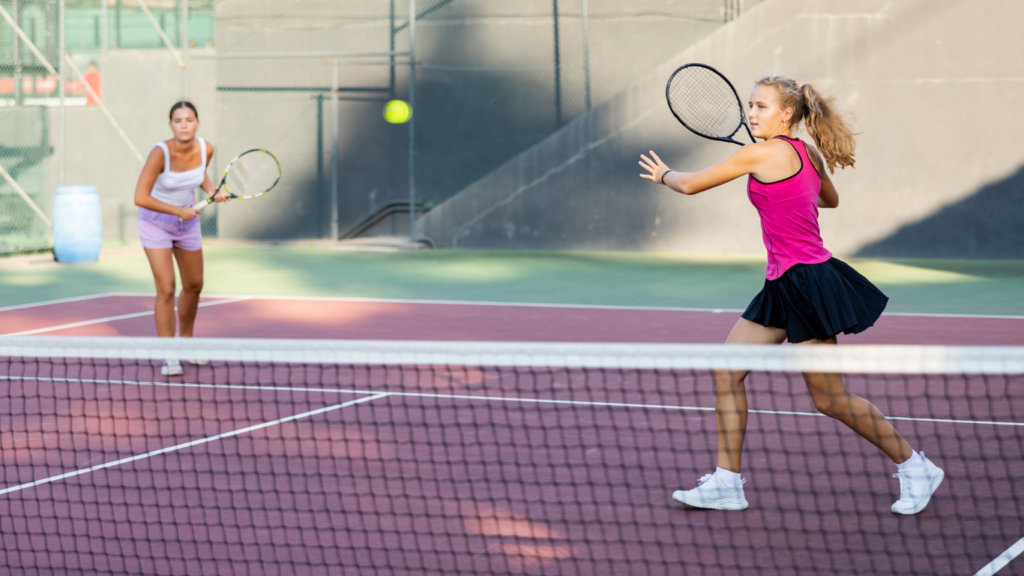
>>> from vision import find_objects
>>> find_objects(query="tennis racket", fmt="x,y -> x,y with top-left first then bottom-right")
666,63 -> 755,146
195,149 -> 280,211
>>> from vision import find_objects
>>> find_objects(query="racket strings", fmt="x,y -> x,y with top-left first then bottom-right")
668,67 -> 745,139
225,152 -> 280,198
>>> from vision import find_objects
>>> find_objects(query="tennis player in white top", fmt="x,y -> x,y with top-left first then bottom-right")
133,101 -> 228,376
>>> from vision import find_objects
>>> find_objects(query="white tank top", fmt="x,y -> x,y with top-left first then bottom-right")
150,137 -> 207,207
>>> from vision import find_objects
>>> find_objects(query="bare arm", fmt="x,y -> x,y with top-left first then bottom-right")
639,144 -> 770,195
805,144 -> 839,209
199,141 -> 215,195
198,141 -> 230,202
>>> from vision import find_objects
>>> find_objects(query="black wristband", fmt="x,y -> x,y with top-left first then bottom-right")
659,169 -> 673,184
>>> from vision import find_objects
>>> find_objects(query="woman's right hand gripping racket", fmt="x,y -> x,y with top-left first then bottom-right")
665,63 -> 755,146
196,149 -> 281,212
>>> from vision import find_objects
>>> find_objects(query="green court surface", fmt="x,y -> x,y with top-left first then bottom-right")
2,244 -> 1023,316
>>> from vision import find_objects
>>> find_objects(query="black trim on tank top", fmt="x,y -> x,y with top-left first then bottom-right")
750,136 -> 804,185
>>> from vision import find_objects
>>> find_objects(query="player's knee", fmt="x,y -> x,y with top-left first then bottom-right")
155,282 -> 176,299
182,279 -> 203,294
810,394 -> 843,419
711,369 -> 744,389
812,399 -> 835,417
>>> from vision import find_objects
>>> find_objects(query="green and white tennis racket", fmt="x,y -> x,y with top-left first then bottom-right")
195,149 -> 280,211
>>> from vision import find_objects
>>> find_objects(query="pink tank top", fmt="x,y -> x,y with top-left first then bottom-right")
747,136 -> 832,280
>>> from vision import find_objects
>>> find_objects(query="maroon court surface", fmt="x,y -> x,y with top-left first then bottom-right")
1,294 -> 1022,575
2,293 -> 1023,344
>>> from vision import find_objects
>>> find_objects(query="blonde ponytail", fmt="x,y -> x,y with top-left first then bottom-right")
801,84 -> 855,172
754,76 -> 856,173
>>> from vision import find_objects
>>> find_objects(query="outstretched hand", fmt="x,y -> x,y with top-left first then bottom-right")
639,150 -> 671,184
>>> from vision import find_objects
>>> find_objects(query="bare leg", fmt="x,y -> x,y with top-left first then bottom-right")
713,318 -> 787,472
172,247 -> 204,338
144,248 -> 177,337
798,338 -> 913,464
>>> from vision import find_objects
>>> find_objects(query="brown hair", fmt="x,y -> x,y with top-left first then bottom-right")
169,101 -> 198,121
754,76 -> 855,173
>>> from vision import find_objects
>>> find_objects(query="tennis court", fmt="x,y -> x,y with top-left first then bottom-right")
1,0 -> 1023,573
1,336 -> 1022,575
4,291 -> 1024,345
1,247 -> 1023,575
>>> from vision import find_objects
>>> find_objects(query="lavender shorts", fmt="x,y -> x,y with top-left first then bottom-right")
138,205 -> 203,251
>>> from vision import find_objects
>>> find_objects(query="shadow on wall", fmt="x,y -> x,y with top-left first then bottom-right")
333,69 -> 560,235
415,67 -> 561,208
855,163 -> 1024,260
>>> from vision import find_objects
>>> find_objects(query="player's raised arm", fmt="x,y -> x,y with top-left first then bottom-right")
639,144 -> 770,195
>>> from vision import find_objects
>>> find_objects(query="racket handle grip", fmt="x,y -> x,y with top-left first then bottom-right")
194,198 -> 211,211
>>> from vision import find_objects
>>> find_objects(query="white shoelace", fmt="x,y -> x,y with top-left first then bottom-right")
894,471 -> 916,500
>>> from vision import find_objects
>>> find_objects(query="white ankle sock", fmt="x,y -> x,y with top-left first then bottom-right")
714,467 -> 741,488
896,450 -> 924,471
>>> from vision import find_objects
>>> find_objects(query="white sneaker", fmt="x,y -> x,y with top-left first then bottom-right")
161,359 -> 184,376
891,452 -> 944,515
672,474 -> 749,511
187,359 -> 209,366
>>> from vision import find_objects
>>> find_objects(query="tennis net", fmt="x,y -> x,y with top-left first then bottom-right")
1,336 -> 1022,576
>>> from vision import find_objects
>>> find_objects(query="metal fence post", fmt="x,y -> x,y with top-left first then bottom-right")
13,0 -> 20,106
58,0 -> 65,187
100,0 -> 108,50
330,60 -> 339,240
115,0 -> 121,48
582,0 -> 590,111
389,0 -> 396,98
181,0 -> 188,98
408,0 -> 416,237
552,0 -> 561,127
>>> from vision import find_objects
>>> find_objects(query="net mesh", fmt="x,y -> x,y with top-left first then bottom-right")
1,336 -> 1022,575
667,65 -> 746,141
223,151 -> 280,199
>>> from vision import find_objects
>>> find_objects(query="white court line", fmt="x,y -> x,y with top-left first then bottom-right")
102,292 -> 1024,320
106,292 -> 743,314
3,374 -> 1021,428
4,297 -> 251,336
0,392 -> 389,497
6,292 -> 1023,320
974,537 -> 1024,576
883,311 -> 1024,320
0,293 -> 121,313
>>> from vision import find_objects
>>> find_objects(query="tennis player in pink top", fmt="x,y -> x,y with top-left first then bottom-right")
639,76 -> 943,515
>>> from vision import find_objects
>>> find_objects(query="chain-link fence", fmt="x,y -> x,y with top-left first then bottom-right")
414,0 -> 745,210
0,0 -> 213,255
206,0 -> 761,242
0,0 -> 758,253
0,0 -> 58,254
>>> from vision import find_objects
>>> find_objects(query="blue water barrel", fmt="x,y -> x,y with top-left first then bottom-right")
52,185 -> 103,264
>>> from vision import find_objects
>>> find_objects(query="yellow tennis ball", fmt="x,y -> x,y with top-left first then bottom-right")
383,100 -> 412,124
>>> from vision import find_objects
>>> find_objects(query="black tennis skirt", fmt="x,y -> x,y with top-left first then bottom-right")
741,257 -> 888,344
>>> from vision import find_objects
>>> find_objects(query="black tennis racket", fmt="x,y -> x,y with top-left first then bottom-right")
666,63 -> 755,146
195,149 -> 280,211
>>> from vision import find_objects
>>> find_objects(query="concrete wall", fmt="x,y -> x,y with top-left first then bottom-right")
416,0 -> 1024,260
209,0 -> 736,239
